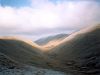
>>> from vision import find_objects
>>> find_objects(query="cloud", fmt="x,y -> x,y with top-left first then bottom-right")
0,0 -> 100,39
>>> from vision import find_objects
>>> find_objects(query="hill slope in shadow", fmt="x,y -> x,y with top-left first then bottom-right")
47,24 -> 100,75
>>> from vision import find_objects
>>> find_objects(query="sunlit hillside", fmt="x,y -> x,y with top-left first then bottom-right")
0,38 -> 48,67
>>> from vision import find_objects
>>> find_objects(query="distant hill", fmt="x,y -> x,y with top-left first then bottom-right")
35,34 -> 69,46
35,34 -> 69,50
47,24 -> 100,75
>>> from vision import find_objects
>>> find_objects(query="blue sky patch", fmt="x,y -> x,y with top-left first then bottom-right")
0,0 -> 31,7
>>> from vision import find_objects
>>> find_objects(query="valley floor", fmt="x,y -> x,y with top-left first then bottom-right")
0,66 -> 69,75
0,53 -> 71,75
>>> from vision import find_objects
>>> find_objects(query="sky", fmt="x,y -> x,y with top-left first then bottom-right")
0,0 -> 100,40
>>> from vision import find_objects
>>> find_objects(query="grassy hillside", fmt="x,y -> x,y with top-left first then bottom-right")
0,38 -> 67,75
0,38 -> 47,67
47,24 -> 100,75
